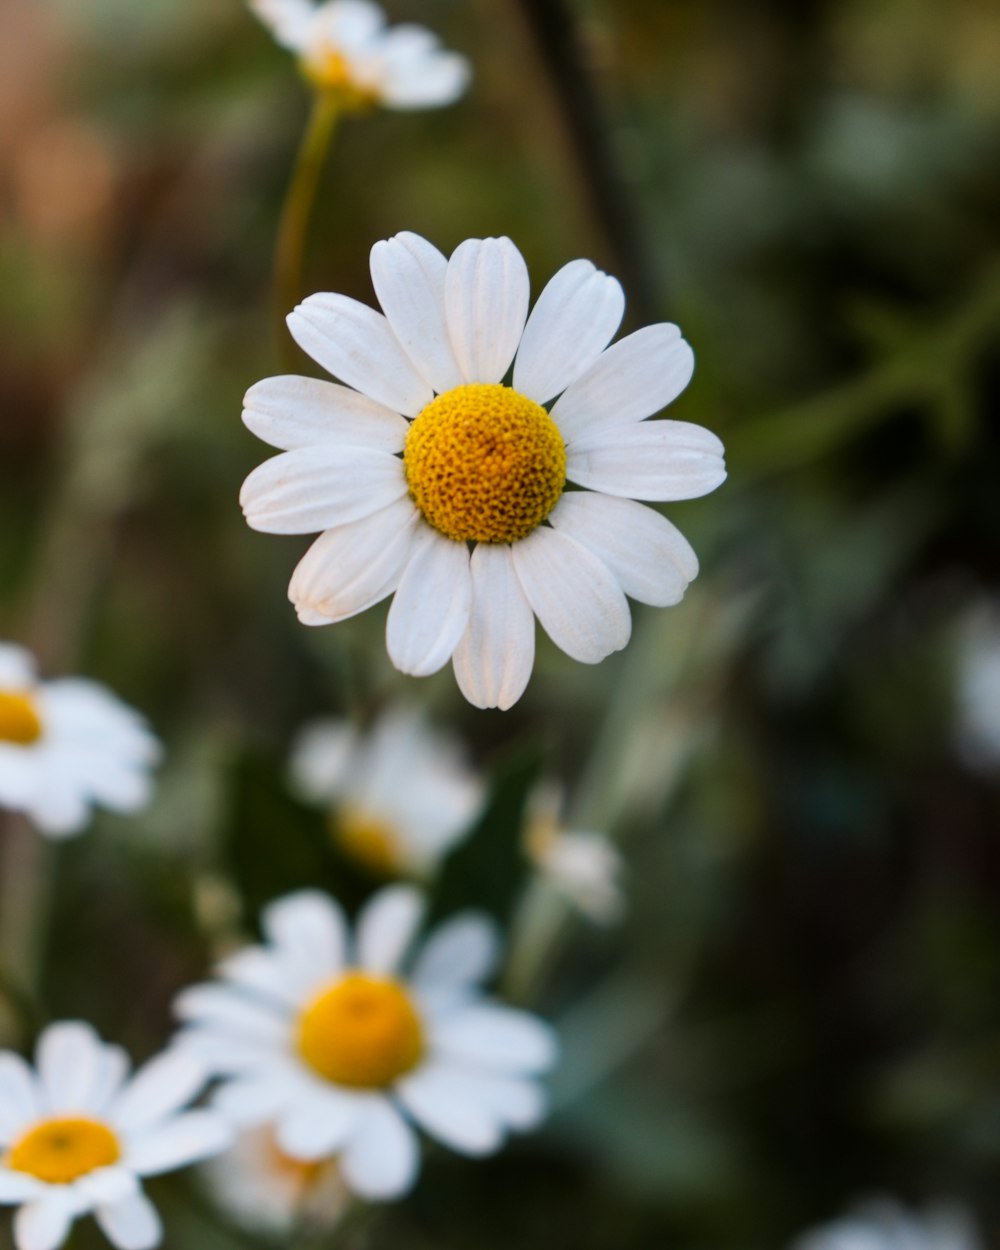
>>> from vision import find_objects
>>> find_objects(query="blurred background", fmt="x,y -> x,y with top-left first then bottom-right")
2,0 -> 1000,1246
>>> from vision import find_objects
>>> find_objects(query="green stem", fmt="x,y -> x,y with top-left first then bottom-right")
0,812 -> 54,1027
274,92 -> 341,354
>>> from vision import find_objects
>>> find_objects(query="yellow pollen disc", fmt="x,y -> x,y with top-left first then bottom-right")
7,1117 -> 120,1184
296,973 -> 423,1088
301,48 -> 381,110
404,383 -> 567,544
0,690 -> 43,746
332,807 -> 403,876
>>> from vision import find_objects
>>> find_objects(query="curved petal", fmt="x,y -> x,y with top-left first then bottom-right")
355,886 -> 425,974
548,492 -> 699,606
396,1064 -> 504,1155
430,1004 -> 558,1074
565,420 -> 726,502
74,1167 -> 138,1207
370,233 -> 463,394
275,1091 -> 364,1161
288,294 -> 432,416
172,986 -> 289,1047
261,889 -> 348,980
411,913 -> 500,997
452,543 -> 535,710
35,1022 -> 104,1114
240,445 -> 407,535
242,376 -> 408,453
110,1051 -> 206,1135
445,238 -> 530,384
339,1100 -> 419,1200
125,1111 -> 231,1177
14,1194 -> 75,1250
381,52 -> 471,109
0,1055 -> 42,1137
211,1075 -> 296,1127
385,529 -> 472,677
0,1170 -> 45,1204
551,324 -> 695,442
513,260 -> 624,404
511,527 -> 631,664
288,496 -> 421,626
94,1192 -> 161,1250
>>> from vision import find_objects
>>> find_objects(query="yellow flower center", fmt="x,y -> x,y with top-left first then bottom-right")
0,690 -> 43,746
403,383 -> 567,544
7,1117 -> 120,1184
296,972 -> 423,1088
332,807 -> 403,876
301,47 -> 381,110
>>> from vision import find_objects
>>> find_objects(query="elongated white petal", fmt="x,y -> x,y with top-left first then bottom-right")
340,1101 -> 419,1200
511,528 -> 630,664
125,1111 -> 231,1177
412,913 -> 500,994
513,260 -> 624,403
370,233 -> 463,394
35,1022 -> 104,1114
431,1004 -> 558,1073
262,889 -> 348,979
243,376 -> 408,453
212,1076 -> 296,1128
549,492 -> 699,606
94,1192 -> 161,1250
240,445 -> 407,535
173,986 -> 289,1046
452,543 -> 535,710
0,1055 -> 41,1137
110,1051 -> 206,1134
288,497 -> 421,625
320,0 -> 385,47
288,294 -> 432,416
396,1064 -> 503,1155
382,52 -> 471,109
14,1194 -> 75,1250
355,886 -> 424,974
74,1167 -> 138,1207
445,238 -> 530,384
249,0 -> 314,50
275,1092 -> 363,1160
566,420 -> 726,501
216,947 -> 307,1009
0,1170 -> 44,1204
385,529 -> 472,677
88,1048 -> 131,1117
551,324 -> 695,441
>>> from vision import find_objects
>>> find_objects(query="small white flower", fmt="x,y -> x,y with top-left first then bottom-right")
953,602 -> 1000,771
0,644 -> 161,839
290,707 -> 485,877
250,0 -> 470,109
0,1022 -> 231,1250
523,784 -> 624,925
240,232 -> 726,708
175,886 -> 557,1201
792,1198 -> 981,1250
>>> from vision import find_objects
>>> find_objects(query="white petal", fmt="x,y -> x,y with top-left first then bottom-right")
452,543 -> 535,710
275,1092 -> 363,1160
88,1048 -> 131,1117
74,1167 -> 138,1207
0,645 -> 36,689
551,324 -> 695,441
549,492 -> 699,606
566,420 -> 726,501
288,497 -> 420,625
355,886 -> 424,975
369,233 -> 463,394
431,1004 -> 558,1073
511,527 -> 631,664
339,1101 -> 419,1200
287,294 -> 432,417
381,53 -> 471,109
14,1194 -> 75,1250
0,1170 -> 44,1203
0,1054 -> 42,1136
94,1192 -> 161,1250
412,914 -> 500,995
239,445 -> 407,535
319,0 -> 384,47
216,947 -> 307,1010
396,1064 -> 503,1155
385,529 -> 472,677
110,1051 -> 206,1134
243,376 -> 408,453
125,1111 -> 231,1177
172,986 -> 289,1047
445,238 -> 530,384
513,260 -> 624,403
249,0 -> 314,49
35,1022 -> 105,1114
212,1076 -> 295,1127
261,889 -> 347,980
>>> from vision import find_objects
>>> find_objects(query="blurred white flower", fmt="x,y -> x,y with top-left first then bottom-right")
250,0 -> 470,110
175,886 -> 557,1201
0,644 -> 161,838
241,232 -> 725,708
289,707 -> 484,877
200,1126 -> 348,1237
792,1198 -> 981,1250
953,602 -> 1000,771
523,784 -> 624,925
0,1021 -> 230,1250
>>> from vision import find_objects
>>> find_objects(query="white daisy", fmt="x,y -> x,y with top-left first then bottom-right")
174,886 -> 557,1201
0,1022 -> 231,1250
523,783 -> 624,925
250,0 -> 470,110
289,707 -> 484,877
0,644 -> 161,839
240,232 -> 726,709
792,1198 -> 981,1250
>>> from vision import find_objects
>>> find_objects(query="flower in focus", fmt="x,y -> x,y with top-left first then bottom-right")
0,644 -> 161,838
791,1198 -> 981,1250
250,0 -> 470,110
241,232 -> 726,708
289,707 -> 484,877
200,1126 -> 348,1237
523,783 -> 624,925
0,1022 -> 231,1250
175,886 -> 557,1200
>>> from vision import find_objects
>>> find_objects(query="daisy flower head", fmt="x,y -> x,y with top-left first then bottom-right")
289,707 -> 485,877
250,0 -> 470,110
175,886 -> 558,1201
791,1198 -> 982,1250
0,644 -> 161,838
524,783 -> 625,925
241,233 -> 727,709
0,1022 -> 231,1250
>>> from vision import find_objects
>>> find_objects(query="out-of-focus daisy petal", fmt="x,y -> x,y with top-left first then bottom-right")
262,890 -> 348,980
445,238 -> 530,384
125,1112 -> 232,1177
411,913 -> 500,996
36,1023 -> 104,1115
0,1171 -> 45,1204
173,987 -> 289,1046
109,1052 -> 206,1135
431,1005 -> 558,1073
243,376 -> 408,453
94,1191 -> 162,1250
355,886 -> 424,974
396,1064 -> 503,1155
385,530 -> 472,677
275,1092 -> 364,1160
452,543 -> 535,711
0,1056 -> 42,1134
13,1194 -> 75,1250
73,1167 -> 138,1208
339,1101 -> 419,1200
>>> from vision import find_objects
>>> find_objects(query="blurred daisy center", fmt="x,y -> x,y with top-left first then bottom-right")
7,1117 -> 120,1184
403,383 -> 567,544
297,972 -> 424,1087
303,46 -> 380,109
0,690 -> 43,745
333,806 -> 402,875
